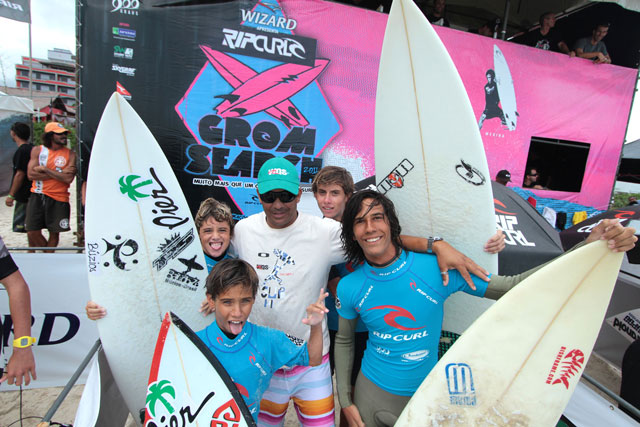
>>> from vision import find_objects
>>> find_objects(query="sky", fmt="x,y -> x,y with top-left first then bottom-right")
0,0 -> 75,88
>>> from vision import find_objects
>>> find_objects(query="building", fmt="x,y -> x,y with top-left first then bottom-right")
14,48 -> 76,107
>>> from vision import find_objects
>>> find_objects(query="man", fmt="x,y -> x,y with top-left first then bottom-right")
334,190 -> 637,426
5,122 -> 33,235
523,168 -> 543,189
232,158 -> 499,426
424,0 -> 449,27
521,12 -> 571,54
574,22 -> 611,64
478,69 -> 506,129
495,169 -> 511,186
26,122 -> 76,250
0,236 -> 36,387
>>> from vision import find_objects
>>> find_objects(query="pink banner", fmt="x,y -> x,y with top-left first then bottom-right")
283,1 -> 635,210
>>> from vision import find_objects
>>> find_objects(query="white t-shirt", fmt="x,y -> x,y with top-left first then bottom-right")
232,211 -> 345,354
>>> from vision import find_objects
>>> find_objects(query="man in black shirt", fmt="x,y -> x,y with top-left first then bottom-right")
5,122 -> 33,234
521,12 -> 571,55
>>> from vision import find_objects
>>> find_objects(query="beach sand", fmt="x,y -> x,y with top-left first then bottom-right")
0,184 -> 623,426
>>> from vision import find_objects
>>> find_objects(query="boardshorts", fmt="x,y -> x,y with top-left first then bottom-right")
26,193 -> 70,232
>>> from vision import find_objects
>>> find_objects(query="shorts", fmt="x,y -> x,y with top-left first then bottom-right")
12,200 -> 28,233
329,329 -> 368,386
258,354 -> 335,426
26,193 -> 70,233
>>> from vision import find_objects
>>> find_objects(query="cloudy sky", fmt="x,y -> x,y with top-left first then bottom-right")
0,0 -> 75,88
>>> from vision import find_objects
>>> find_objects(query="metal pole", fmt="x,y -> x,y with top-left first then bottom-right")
581,372 -> 640,421
501,0 -> 510,41
37,340 -> 102,426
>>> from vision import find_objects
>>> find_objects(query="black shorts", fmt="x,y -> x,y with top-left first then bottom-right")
329,329 -> 368,386
26,193 -> 70,233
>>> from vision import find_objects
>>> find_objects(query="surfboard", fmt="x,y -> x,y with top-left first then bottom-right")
85,92 -> 210,423
144,312 -> 256,426
494,45 -> 518,131
374,0 -> 497,334
395,241 -> 623,426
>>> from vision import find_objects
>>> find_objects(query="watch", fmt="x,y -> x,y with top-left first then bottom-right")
427,236 -> 443,253
13,336 -> 36,348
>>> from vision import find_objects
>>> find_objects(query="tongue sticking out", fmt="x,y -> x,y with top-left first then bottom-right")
229,321 -> 243,335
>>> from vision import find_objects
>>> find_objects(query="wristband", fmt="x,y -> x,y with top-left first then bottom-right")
7,194 -> 15,200
13,336 -> 36,348
427,236 -> 443,253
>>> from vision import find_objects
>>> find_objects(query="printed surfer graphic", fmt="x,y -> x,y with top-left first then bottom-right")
200,45 -> 329,129
478,45 -> 518,131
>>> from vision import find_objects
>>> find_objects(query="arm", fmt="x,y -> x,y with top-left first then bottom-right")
575,48 -> 610,63
38,151 -> 77,185
558,41 -> 571,55
27,147 -> 48,181
301,288 -> 329,366
5,170 -> 27,207
334,315 -> 364,427
0,270 -> 36,386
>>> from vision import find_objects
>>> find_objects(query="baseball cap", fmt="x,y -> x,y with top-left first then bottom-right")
44,122 -> 68,134
496,170 -> 511,181
257,158 -> 300,195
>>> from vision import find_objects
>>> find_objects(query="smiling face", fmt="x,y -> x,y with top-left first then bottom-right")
353,198 -> 397,265
593,25 -> 608,42
314,183 -> 350,221
199,216 -> 231,259
207,284 -> 255,336
258,189 -> 302,229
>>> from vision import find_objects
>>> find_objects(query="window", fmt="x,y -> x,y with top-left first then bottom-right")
523,137 -> 591,192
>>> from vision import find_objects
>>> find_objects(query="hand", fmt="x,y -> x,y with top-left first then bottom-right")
484,229 -> 505,254
585,219 -> 637,252
433,241 -> 489,289
343,404 -> 365,427
569,51 -> 576,58
199,298 -> 214,316
0,347 -> 36,386
33,165 -> 47,173
302,288 -> 329,326
85,300 -> 107,320
5,196 -> 14,207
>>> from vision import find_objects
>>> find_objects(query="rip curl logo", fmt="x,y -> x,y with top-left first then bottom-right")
249,352 -> 267,376
546,347 -> 585,389
367,305 -> 424,331
455,159 -> 486,186
377,159 -> 414,194
410,280 -> 438,305
221,28 -> 307,60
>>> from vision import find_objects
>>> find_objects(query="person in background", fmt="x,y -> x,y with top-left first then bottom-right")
520,12 -> 571,55
424,0 -> 449,27
523,168 -> 544,189
5,122 -> 33,236
574,22 -> 611,64
495,169 -> 511,186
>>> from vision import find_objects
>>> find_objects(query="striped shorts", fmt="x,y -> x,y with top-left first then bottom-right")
258,353 -> 335,426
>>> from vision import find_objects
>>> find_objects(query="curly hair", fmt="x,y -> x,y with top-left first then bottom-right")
195,198 -> 233,233
312,166 -> 355,196
205,259 -> 258,300
340,189 -> 403,265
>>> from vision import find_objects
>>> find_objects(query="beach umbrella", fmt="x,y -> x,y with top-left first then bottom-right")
492,181 -> 564,275
560,206 -> 640,264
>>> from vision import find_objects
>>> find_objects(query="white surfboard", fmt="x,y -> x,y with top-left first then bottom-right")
85,92 -> 209,423
494,45 -> 518,131
144,313 -> 255,426
396,241 -> 623,426
374,0 -> 497,334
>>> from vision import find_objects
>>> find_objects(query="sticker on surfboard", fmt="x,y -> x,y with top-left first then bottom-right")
144,312 -> 256,427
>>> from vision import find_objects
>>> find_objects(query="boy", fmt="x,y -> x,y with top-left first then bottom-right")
197,259 -> 327,421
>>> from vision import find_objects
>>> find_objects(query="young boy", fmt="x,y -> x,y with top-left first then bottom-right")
196,258 -> 328,422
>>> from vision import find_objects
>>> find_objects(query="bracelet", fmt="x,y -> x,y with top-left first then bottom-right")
13,336 -> 36,348
7,194 -> 15,200
427,236 -> 443,253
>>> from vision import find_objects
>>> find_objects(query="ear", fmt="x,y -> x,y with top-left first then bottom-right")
206,293 -> 215,311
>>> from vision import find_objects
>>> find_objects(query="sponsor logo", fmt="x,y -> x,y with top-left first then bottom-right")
116,81 -> 132,100
113,45 -> 134,59
101,235 -> 139,270
59,218 -> 69,229
367,306 -> 424,331
286,333 -> 305,346
54,156 -> 67,168
371,259 -> 407,277
546,347 -> 584,389
410,280 -> 438,305
268,167 -> 288,176
112,26 -> 136,41
256,264 -> 268,270
240,8 -> 297,31
86,242 -> 101,273
401,349 -> 429,362
446,363 -> 476,406
258,252 -> 269,258
455,159 -> 486,186
220,27 -> 309,62
494,197 -> 536,247
164,254 -> 204,292
220,331 -> 247,349
112,63 -> 136,76
192,177 -> 213,186
372,329 -> 428,342
261,249 -> 293,308
152,230 -> 195,271
356,285 -> 374,312
375,345 -> 390,356
610,312 -> 640,341
111,0 -> 139,15
377,159 -> 414,194
1,1 -> 25,13
249,352 -> 268,376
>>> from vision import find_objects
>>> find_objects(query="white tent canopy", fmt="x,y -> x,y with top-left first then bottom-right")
0,91 -> 34,114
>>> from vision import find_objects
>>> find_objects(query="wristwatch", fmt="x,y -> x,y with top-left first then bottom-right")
13,336 -> 36,348
427,236 -> 443,253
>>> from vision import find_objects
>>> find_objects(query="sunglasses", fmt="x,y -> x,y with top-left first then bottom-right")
259,191 -> 297,203
528,173 -> 538,177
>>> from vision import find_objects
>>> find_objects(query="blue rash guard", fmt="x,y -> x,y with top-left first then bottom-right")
204,252 -> 233,272
336,250 -> 488,396
196,320 -> 309,421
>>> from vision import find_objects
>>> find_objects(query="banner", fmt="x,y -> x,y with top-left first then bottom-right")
0,254 -> 97,390
0,0 -> 30,23
79,0 -> 636,215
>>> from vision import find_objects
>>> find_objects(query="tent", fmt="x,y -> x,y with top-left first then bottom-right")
0,91 -> 34,114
